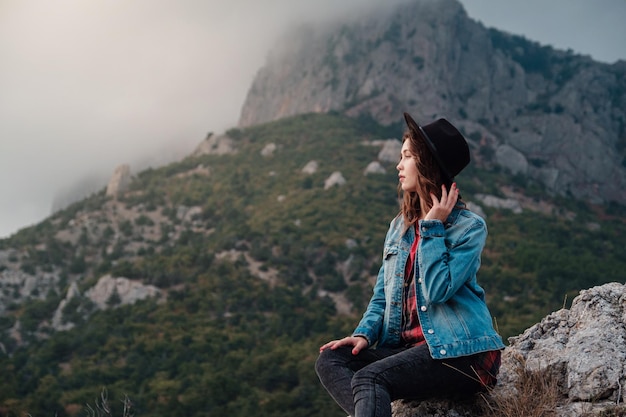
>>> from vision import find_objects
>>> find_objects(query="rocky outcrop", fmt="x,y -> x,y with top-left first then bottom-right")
324,171 -> 347,189
392,282 -> 626,416
192,132 -> 237,156
0,252 -> 60,314
51,275 -> 163,331
376,139 -> 402,164
105,164 -> 131,198
51,282 -> 81,331
364,161 -> 386,175
238,0 -> 626,206
302,160 -> 319,174
503,283 -> 626,406
261,142 -> 277,157
84,274 -> 162,310
474,193 -> 523,214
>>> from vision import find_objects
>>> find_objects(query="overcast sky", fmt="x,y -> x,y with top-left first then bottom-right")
1,0 -> 625,239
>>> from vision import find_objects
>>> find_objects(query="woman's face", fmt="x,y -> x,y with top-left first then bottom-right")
397,139 -> 420,192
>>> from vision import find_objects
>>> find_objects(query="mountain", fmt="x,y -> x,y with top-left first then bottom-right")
239,0 -> 626,206
1,113 -> 625,416
2,1 -> 626,415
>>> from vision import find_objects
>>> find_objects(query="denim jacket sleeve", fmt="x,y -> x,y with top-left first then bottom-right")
417,213 -> 486,305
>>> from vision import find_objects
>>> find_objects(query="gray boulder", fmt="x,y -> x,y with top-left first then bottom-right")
105,164 -> 131,198
364,161 -> 386,175
192,132 -> 237,156
324,171 -> 347,189
392,282 -> 626,416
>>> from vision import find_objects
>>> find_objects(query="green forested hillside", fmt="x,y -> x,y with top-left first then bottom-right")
0,113 -> 625,416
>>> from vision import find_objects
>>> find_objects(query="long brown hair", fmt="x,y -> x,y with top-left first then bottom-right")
398,129 -> 448,230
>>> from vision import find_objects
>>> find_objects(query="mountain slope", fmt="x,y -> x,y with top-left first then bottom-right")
1,113 -> 625,416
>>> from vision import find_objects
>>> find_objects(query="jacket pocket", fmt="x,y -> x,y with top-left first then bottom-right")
438,299 -> 471,339
382,245 -> 398,282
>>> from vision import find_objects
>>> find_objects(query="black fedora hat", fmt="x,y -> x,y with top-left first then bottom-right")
403,112 -> 470,183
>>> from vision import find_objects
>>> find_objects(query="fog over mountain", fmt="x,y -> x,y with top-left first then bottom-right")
1,0 -> 625,238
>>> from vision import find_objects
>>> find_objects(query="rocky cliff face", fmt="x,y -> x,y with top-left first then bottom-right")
239,0 -> 626,205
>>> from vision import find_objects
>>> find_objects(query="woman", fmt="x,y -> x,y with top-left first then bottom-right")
315,112 -> 505,417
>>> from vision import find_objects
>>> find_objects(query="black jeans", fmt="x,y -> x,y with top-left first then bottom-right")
315,344 -> 486,417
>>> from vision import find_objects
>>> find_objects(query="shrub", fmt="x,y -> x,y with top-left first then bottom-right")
480,354 -> 561,417
83,388 -> 134,417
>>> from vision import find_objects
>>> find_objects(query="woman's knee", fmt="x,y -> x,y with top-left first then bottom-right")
315,347 -> 348,378
314,351 -> 329,377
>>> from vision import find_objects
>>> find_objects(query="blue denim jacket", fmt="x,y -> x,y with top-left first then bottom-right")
353,206 -> 505,359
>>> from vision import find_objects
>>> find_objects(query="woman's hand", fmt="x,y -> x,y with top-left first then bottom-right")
319,336 -> 369,355
424,183 -> 458,222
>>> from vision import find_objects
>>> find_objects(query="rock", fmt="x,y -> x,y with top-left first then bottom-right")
0,267 -> 59,314
324,171 -> 347,189
51,282 -> 81,331
84,274 -> 162,310
392,282 -> 626,417
495,144 -> 528,176
105,164 -> 131,198
364,161 -> 386,175
176,205 -> 203,223
51,276 -> 163,331
378,140 -> 402,163
261,143 -> 277,157
529,166 -> 560,191
193,133 -> 236,156
465,202 -> 486,218
302,160 -> 319,174
174,164 -> 211,179
510,283 -> 626,402
474,193 -> 522,214
392,397 -> 482,417
586,222 -> 601,232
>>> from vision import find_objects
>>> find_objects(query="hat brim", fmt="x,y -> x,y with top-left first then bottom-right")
403,112 -> 454,182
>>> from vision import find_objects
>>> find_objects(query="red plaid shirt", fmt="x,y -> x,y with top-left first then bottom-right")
401,227 -> 500,387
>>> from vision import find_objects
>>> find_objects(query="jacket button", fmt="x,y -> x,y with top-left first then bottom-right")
420,306 -> 427,312
417,278 -> 422,283
427,329 -> 434,334
440,349 -> 447,355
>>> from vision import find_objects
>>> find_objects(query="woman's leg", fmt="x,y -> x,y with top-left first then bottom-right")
351,344 -> 485,417
315,346 -> 405,416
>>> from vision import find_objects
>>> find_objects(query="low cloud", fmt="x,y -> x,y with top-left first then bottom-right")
0,0 -> 624,237
0,0 -> 397,237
